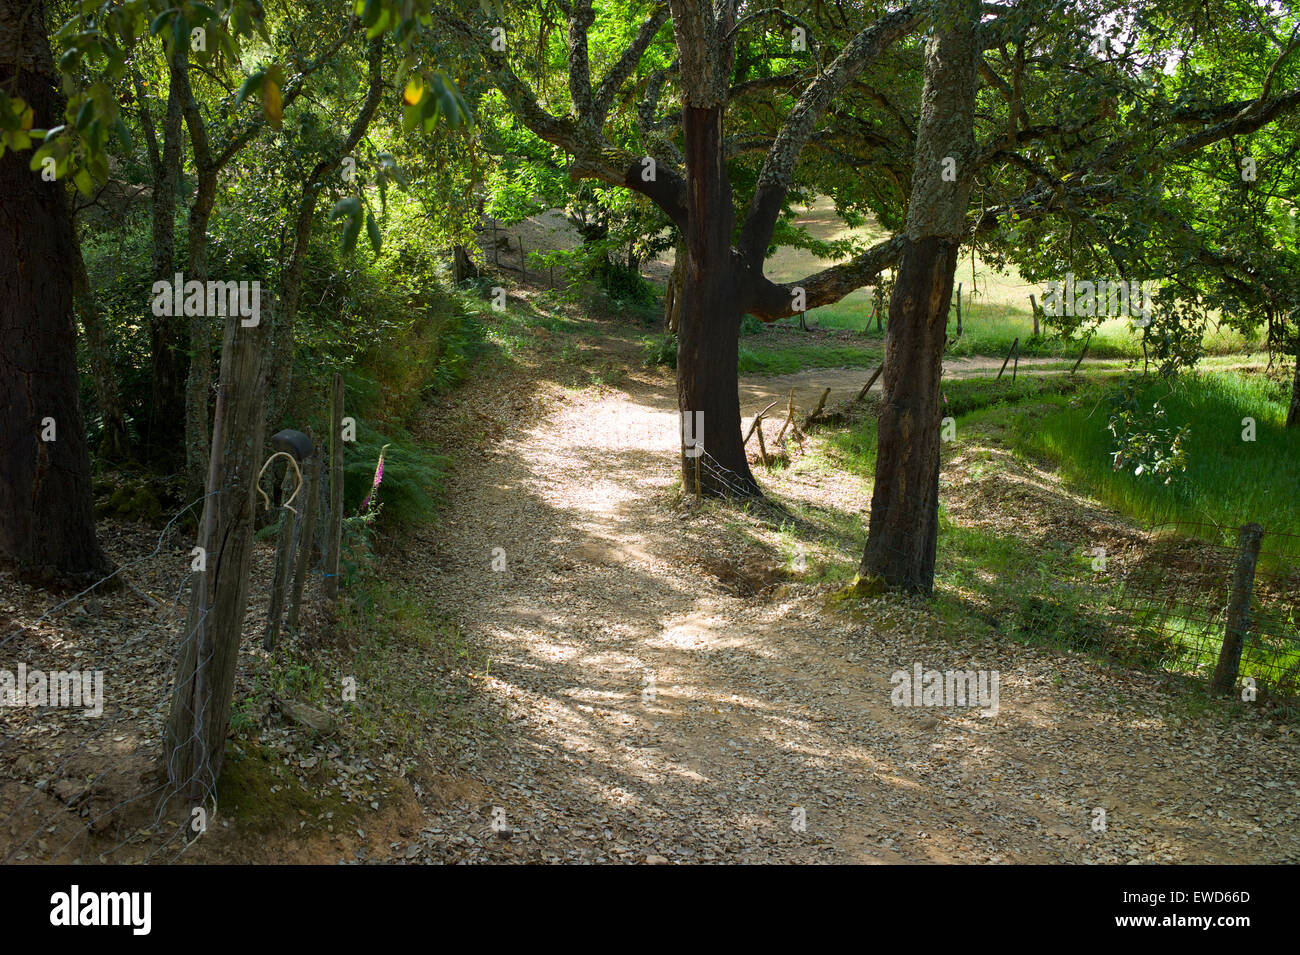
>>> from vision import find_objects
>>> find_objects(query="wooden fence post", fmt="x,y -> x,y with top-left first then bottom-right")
324,374 -> 345,602
773,388 -> 797,445
1210,523 -> 1266,695
955,282 -> 962,337
997,337 -> 1019,380
288,440 -> 321,635
263,462 -> 299,651
1071,332 -> 1092,375
163,314 -> 271,799
856,363 -> 885,402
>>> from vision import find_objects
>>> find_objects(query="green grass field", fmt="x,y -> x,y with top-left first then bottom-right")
806,370 -> 1299,695
737,341 -> 882,375
736,196 -> 1265,366
1005,372 -> 1300,552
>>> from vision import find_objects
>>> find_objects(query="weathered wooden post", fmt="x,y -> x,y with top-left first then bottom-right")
288,432 -> 321,635
325,374 -> 345,602
997,337 -> 1019,380
955,282 -> 962,337
164,314 -> 271,799
856,363 -> 885,402
773,389 -> 797,445
1071,332 -> 1092,375
1211,523 -> 1265,695
263,429 -> 311,651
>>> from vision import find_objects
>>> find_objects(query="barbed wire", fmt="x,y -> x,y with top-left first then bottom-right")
0,465 -> 331,862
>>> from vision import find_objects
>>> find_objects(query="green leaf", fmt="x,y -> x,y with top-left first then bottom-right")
234,71 -> 265,108
171,12 -> 186,52
330,196 -> 361,221
73,99 -> 95,131
366,211 -> 382,254
341,212 -> 361,254
149,9 -> 179,36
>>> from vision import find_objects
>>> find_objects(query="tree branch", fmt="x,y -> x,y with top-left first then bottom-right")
592,4 -> 671,121
737,6 -> 919,266
567,0 -> 596,122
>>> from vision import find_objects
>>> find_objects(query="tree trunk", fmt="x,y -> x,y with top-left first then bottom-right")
859,237 -> 956,592
1288,345 -> 1300,428
452,244 -> 478,284
676,105 -> 757,496
266,40 -> 384,432
181,196 -> 215,495
860,1 -> 979,594
140,66 -> 186,453
71,235 -> 131,460
173,47 -> 217,494
266,189 -> 316,432
665,241 -> 685,335
0,0 -> 108,579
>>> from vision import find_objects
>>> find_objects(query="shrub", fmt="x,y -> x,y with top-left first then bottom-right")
642,332 -> 678,369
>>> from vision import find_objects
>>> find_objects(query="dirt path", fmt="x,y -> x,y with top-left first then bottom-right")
738,355 -> 1091,421
396,332 -> 1300,864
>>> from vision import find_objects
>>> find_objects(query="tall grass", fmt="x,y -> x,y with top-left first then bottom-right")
1010,372 -> 1300,554
804,301 -> 1262,360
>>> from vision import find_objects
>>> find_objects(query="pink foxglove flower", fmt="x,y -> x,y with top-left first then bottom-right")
360,443 -> 391,513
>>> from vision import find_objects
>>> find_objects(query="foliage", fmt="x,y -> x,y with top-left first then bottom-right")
1105,377 -> 1190,483
642,331 -> 677,369
1010,373 -> 1300,540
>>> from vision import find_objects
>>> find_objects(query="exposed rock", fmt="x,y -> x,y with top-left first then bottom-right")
279,700 -> 336,735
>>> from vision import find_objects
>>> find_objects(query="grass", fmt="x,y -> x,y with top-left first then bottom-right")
727,196 -> 1264,371
1006,372 -> 1300,555
815,374 -> 1090,477
787,365 -> 1298,703
737,342 -> 881,375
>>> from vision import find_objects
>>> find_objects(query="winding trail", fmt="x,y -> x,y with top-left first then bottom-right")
399,330 -> 1299,864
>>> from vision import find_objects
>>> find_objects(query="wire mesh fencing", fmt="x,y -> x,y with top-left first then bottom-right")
1,449 -> 332,863
1109,522 -> 1300,707
1,494 -> 219,863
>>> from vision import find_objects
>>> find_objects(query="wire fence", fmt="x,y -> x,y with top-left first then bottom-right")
0,453 -> 333,863
2,494 -> 212,862
1110,522 -> 1300,706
